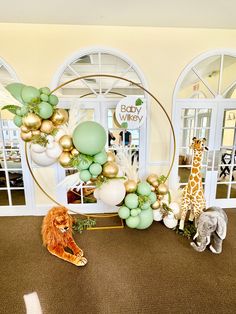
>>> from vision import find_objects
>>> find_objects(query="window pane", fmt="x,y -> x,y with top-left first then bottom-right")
0,171 -> 7,187
11,189 -> 26,205
0,190 -> 9,205
9,171 -> 24,187
216,184 -> 229,199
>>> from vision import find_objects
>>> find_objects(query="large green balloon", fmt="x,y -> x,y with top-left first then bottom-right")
136,208 -> 154,230
93,151 -> 108,165
124,193 -> 139,209
37,102 -> 53,119
137,182 -> 152,196
72,121 -> 106,156
21,86 -> 40,103
118,206 -> 130,219
6,83 -> 25,104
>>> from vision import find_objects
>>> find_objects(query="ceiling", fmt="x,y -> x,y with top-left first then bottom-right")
1,0 -> 236,29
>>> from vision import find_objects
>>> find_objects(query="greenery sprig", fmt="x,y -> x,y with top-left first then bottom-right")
73,217 -> 96,233
175,221 -> 197,239
31,134 -> 48,147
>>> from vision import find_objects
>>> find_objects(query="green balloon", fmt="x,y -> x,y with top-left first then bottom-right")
21,86 -> 40,103
137,182 -> 152,196
40,87 -> 51,95
40,94 -> 49,102
13,115 -> 22,127
20,105 -> 29,116
93,151 -> 108,165
130,208 -> 139,217
89,163 -> 102,176
6,83 -> 25,104
126,215 -> 140,228
140,202 -> 151,210
124,193 -> 139,209
72,121 -> 106,156
49,94 -> 59,106
148,192 -> 157,204
78,158 -> 92,170
136,208 -> 154,230
16,108 -> 22,116
118,206 -> 130,219
79,170 -> 91,182
37,102 -> 53,119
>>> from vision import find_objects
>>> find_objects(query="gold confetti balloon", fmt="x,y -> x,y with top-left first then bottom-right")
157,183 -> 169,195
102,161 -> 119,178
124,179 -> 138,193
23,113 -> 41,131
40,120 -> 54,134
107,151 -> 116,162
59,135 -> 73,151
20,131 -> 33,142
151,200 -> 161,209
51,109 -> 68,126
58,152 -> 72,168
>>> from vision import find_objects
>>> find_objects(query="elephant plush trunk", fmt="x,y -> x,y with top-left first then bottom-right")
190,236 -> 210,252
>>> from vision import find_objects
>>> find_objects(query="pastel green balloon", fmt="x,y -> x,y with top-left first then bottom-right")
124,193 -> 139,209
79,170 -> 91,182
72,121 -> 106,156
40,93 -> 49,102
137,182 -> 152,196
126,215 -> 140,228
21,86 -> 40,103
130,208 -> 139,217
49,94 -> 59,106
37,102 -> 53,119
140,202 -> 151,210
89,163 -> 102,176
40,87 -> 50,95
78,158 -> 92,170
148,192 -> 157,204
6,83 -> 25,104
16,108 -> 22,116
20,105 -> 29,116
118,206 -> 130,219
13,115 -> 22,127
93,151 -> 108,165
136,208 -> 154,230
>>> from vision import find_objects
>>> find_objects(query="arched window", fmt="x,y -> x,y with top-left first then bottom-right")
172,50 -> 236,209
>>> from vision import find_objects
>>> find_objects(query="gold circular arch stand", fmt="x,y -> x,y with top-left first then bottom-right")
25,74 -> 176,220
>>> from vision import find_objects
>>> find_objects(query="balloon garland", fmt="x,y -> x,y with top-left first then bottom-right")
1,74 -> 178,230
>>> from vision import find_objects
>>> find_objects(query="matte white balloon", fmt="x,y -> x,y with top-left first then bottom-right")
99,179 -> 126,206
153,209 -> 163,221
163,213 -> 178,229
168,202 -> 180,216
30,149 -> 57,167
31,143 -> 46,153
47,135 -> 54,143
93,188 -> 100,200
46,142 -> 63,159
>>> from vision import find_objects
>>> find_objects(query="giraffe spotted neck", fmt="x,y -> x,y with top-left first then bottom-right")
191,149 -> 203,176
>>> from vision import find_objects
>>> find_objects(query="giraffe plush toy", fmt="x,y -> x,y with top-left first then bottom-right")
179,137 -> 208,230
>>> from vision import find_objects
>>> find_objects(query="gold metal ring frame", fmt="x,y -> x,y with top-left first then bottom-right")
25,74 -> 176,219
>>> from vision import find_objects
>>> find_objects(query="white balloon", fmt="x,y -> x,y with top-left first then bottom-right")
93,188 -> 100,200
30,149 -> 57,167
168,202 -> 180,216
153,209 -> 163,221
46,142 -> 63,159
54,129 -> 67,142
31,143 -> 46,153
163,213 -> 178,229
47,135 -> 54,143
99,179 -> 126,206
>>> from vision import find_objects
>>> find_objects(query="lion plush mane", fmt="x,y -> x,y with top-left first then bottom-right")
42,206 -> 87,266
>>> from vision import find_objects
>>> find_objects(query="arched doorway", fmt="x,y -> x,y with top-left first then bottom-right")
171,49 -> 236,208
48,47 -> 149,213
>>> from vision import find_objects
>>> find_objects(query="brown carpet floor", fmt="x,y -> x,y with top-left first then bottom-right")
0,209 -> 236,314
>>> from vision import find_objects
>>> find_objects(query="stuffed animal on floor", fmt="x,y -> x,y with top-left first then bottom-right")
42,206 -> 87,266
190,207 -> 228,254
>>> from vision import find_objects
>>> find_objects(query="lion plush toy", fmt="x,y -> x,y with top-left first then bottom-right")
42,206 -> 87,266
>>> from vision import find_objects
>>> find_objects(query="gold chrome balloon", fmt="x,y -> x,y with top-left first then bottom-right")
151,186 -> 156,192
51,108 -> 68,126
151,200 -> 161,209
21,125 -> 30,133
157,183 -> 168,195
31,130 -> 41,136
124,179 -> 138,193
40,120 -> 54,134
152,180 -> 159,188
102,161 -> 119,178
58,152 -> 72,168
107,151 -> 116,162
20,131 -> 33,142
157,194 -> 164,200
147,174 -> 159,185
71,148 -> 79,157
59,135 -> 73,151
22,113 -> 41,130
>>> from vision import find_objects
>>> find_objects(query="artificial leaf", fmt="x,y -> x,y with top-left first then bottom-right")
1,105 -> 21,114
135,98 -> 143,106
121,122 -> 128,129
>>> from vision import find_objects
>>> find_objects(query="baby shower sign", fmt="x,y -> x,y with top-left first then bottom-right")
115,96 -> 146,129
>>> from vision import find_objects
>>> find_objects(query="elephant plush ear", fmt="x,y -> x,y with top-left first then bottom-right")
216,215 -> 227,239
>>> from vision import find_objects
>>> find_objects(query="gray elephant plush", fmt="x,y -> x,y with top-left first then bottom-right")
190,207 -> 228,254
